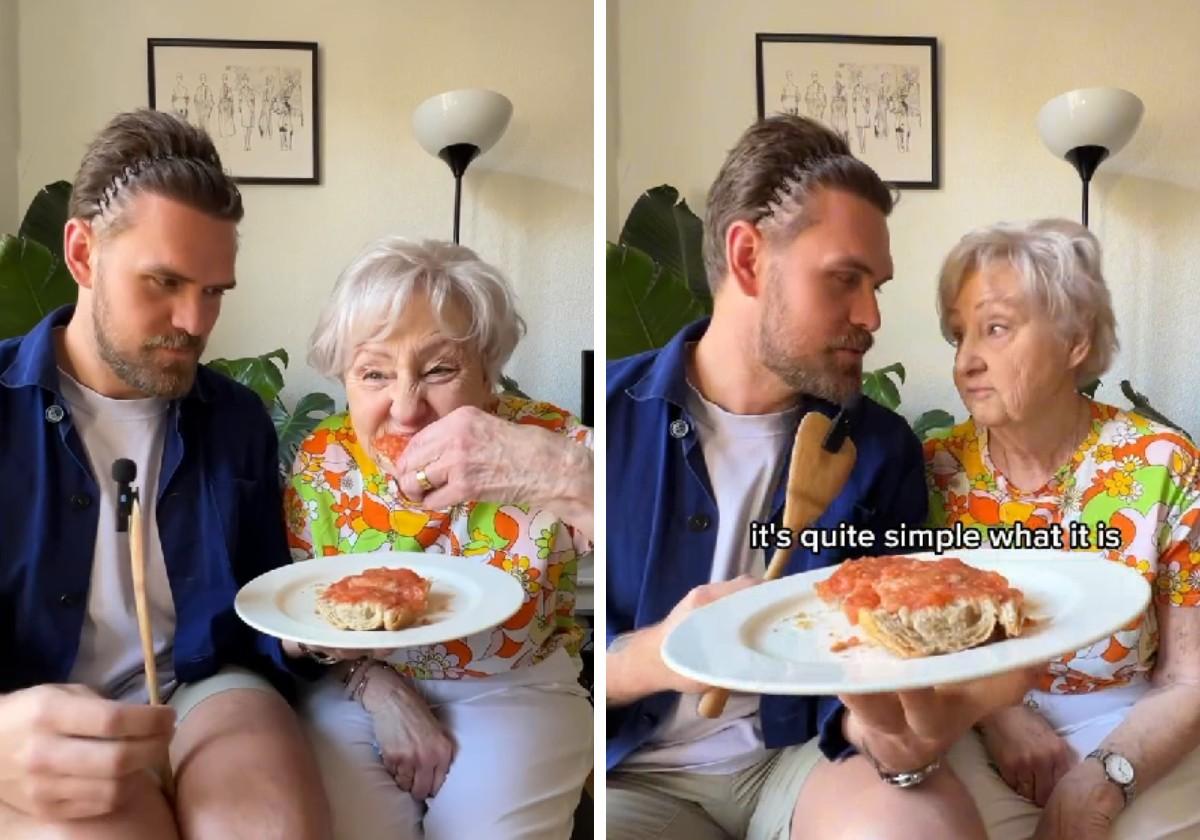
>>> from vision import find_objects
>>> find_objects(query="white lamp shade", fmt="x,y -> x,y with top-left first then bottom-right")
1036,87 -> 1144,159
412,89 -> 513,157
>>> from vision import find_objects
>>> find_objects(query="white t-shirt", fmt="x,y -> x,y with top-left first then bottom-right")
60,369 -> 177,703
624,375 -> 799,774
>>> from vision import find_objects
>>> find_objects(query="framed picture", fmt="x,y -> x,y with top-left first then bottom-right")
148,38 -> 319,185
756,34 -> 938,189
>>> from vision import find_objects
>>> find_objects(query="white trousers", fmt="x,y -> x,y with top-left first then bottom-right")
299,653 -> 593,840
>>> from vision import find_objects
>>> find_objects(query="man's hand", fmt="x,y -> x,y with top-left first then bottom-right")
842,664 -> 1042,775
392,406 -> 593,536
0,684 -> 176,820
981,704 -> 1076,806
607,576 -> 759,705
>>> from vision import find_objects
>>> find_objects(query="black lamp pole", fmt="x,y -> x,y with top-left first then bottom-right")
1063,144 -> 1110,228
438,143 -> 482,244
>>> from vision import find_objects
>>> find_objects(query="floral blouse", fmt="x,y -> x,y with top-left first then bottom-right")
924,401 -> 1200,694
284,394 -> 591,680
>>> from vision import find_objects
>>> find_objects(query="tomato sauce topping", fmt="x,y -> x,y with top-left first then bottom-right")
322,566 -> 430,610
815,556 -> 1022,625
373,433 -> 412,465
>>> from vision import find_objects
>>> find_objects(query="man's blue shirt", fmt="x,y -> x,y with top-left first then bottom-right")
606,319 -> 927,771
0,306 -> 314,696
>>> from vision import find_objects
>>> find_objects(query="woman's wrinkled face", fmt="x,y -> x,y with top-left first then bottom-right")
947,264 -> 1081,429
343,292 -> 492,461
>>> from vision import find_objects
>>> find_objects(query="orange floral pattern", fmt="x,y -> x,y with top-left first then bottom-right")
924,401 -> 1200,694
284,394 -> 592,679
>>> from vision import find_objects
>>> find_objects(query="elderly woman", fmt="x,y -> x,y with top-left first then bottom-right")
925,219 -> 1200,840
282,238 -> 593,840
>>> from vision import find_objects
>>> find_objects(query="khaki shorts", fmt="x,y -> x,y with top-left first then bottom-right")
608,739 -> 823,840
167,665 -> 278,724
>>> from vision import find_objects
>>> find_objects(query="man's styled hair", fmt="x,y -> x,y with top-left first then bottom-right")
68,108 -> 243,238
702,115 -> 894,291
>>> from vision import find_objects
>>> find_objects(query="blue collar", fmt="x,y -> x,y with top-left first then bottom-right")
626,318 -> 710,409
0,305 -> 211,403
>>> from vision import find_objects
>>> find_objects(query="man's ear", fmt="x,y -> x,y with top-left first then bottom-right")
63,218 -> 98,291
725,221 -> 768,299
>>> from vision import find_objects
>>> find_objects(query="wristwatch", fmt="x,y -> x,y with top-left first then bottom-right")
1086,748 -> 1136,803
861,742 -> 941,789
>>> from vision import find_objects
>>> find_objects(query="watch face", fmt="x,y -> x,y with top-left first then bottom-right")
1105,754 -> 1135,785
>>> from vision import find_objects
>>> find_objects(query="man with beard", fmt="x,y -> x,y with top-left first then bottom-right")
0,110 -> 331,838
606,116 -> 1034,839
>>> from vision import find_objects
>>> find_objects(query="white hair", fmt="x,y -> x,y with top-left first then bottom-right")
936,219 -> 1118,385
308,237 -> 526,385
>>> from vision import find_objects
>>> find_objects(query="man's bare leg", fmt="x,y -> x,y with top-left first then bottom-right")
0,772 -> 179,839
171,687 -> 331,840
791,754 -> 987,840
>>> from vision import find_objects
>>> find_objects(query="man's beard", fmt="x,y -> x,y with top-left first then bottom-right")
93,278 -> 204,399
757,270 -> 873,406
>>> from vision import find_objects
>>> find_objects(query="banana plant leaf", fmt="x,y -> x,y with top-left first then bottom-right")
0,234 -> 78,340
607,242 -> 711,359
618,185 -> 710,302
272,391 -> 337,469
18,180 -> 72,259
206,348 -> 289,406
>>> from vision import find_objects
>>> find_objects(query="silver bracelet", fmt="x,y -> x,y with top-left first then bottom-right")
861,741 -> 942,789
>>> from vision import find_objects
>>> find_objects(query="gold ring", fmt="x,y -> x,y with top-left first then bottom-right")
415,467 -> 434,492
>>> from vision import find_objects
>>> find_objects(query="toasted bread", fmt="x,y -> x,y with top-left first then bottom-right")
815,556 -> 1025,658
316,566 -> 431,631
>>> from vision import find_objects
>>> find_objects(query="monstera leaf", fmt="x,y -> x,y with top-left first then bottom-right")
607,242 -> 711,359
618,184 -> 710,302
861,362 -> 906,411
0,235 -> 78,340
206,348 -> 289,406
272,391 -> 337,469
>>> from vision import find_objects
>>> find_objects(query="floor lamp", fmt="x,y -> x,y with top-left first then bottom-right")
1036,87 -> 1143,227
412,89 -> 513,244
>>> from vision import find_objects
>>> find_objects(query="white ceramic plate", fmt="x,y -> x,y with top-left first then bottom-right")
662,550 -> 1151,695
235,552 -> 524,649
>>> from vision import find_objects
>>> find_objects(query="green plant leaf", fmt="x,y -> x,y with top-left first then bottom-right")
499,374 -> 529,398
606,242 -> 711,359
872,362 -> 906,385
1120,380 -> 1187,435
272,391 -> 336,469
205,349 -> 288,406
0,234 -> 79,340
913,409 -> 956,441
18,181 -> 72,260
618,185 -> 710,302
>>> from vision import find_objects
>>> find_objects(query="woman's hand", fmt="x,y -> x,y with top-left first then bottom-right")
1032,759 -> 1124,840
359,664 -> 456,800
980,704 -> 1076,806
392,405 -> 593,537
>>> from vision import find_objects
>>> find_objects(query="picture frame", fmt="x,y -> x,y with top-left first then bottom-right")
148,38 -> 319,185
756,34 -> 939,189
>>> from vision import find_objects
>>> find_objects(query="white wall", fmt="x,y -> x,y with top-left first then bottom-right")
0,0 -> 17,233
18,0 -> 593,414
613,0 -> 1200,437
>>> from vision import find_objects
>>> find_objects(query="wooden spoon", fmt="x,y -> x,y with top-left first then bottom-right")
130,498 -> 176,798
696,405 -> 859,718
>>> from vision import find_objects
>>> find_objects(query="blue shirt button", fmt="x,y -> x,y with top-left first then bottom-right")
45,404 -> 64,423
669,419 -> 690,439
